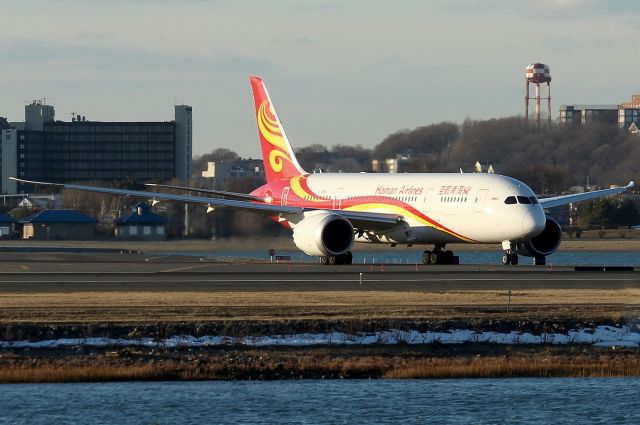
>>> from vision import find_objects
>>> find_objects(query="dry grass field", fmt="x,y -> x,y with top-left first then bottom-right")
2,347 -> 639,382
1,288 -> 638,323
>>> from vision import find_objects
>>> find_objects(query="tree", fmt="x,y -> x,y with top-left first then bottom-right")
615,199 -> 640,227
577,198 -> 637,228
373,122 -> 458,160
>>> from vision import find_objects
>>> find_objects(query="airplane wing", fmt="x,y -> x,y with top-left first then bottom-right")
10,177 -> 403,229
145,183 -> 265,202
0,193 -> 55,200
538,181 -> 634,208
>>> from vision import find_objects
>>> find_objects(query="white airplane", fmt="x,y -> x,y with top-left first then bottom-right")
12,76 -> 634,266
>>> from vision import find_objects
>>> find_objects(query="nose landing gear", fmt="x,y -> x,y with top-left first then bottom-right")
501,240 -> 519,266
502,251 -> 519,265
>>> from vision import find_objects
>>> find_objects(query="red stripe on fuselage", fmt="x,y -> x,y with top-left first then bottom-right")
250,177 -> 476,242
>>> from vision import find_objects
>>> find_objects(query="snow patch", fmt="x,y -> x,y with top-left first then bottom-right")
1,325 -> 638,349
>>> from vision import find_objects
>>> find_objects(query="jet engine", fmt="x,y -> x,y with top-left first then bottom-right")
292,212 -> 354,256
517,217 -> 562,257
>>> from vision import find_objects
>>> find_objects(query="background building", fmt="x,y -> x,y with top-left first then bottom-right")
558,105 -> 618,126
559,94 -> 640,131
114,202 -> 167,240
371,155 -> 410,173
0,213 -> 16,239
618,95 -> 640,130
19,209 -> 97,240
174,105 -> 192,182
201,159 -> 264,189
1,101 -> 192,194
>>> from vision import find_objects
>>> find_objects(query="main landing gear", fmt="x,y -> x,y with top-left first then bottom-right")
320,251 -> 353,265
422,247 -> 459,265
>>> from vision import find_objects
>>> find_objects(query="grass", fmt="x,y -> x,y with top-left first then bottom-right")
0,365 -> 172,383
384,355 -> 640,379
2,349 -> 639,383
0,288 -> 638,323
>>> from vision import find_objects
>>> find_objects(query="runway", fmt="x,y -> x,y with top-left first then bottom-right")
0,253 -> 637,292
0,252 -> 636,324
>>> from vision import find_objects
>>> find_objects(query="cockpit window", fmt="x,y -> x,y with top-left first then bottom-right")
504,196 -> 517,205
529,196 -> 539,204
517,196 -> 531,204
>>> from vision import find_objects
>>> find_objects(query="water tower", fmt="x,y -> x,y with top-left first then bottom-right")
525,63 -> 551,127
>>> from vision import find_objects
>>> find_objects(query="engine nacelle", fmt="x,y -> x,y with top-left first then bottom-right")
292,212 -> 354,257
517,217 -> 562,257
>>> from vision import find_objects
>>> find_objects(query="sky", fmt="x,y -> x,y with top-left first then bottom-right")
2,0 -> 639,158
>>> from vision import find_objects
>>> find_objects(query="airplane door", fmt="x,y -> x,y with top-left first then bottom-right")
474,189 -> 488,212
333,188 -> 343,210
281,187 -> 290,206
422,189 -> 434,212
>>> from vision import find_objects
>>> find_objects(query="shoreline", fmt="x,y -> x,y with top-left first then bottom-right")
2,345 -> 639,383
2,318 -> 639,382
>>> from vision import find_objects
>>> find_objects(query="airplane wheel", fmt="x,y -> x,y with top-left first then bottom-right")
320,256 -> 329,265
502,253 -> 511,265
328,256 -> 337,265
422,251 -> 431,264
429,253 -> 439,265
511,254 -> 519,265
534,256 -> 546,266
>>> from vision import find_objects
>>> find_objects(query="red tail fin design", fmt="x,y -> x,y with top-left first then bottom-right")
250,76 -> 306,183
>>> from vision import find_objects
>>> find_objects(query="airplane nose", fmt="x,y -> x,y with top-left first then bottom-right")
522,210 -> 545,237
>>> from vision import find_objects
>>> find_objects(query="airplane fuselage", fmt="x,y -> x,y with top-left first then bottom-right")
251,173 -> 547,245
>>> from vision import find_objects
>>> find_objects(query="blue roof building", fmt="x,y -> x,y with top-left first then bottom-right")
19,210 -> 97,240
0,213 -> 16,239
0,213 -> 16,224
114,202 -> 167,240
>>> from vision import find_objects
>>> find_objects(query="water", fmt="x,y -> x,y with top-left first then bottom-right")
160,250 -> 640,266
1,379 -> 639,424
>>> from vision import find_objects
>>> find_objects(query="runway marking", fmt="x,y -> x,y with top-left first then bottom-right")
159,265 -> 214,273
0,277 -> 638,284
145,255 -> 172,262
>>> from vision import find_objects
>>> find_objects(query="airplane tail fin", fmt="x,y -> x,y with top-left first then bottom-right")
250,76 -> 306,183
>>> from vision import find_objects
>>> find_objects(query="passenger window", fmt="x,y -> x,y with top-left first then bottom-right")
504,196 -> 517,205
517,196 -> 531,204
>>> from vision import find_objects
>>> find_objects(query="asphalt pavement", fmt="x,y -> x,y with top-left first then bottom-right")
0,253 -> 636,292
